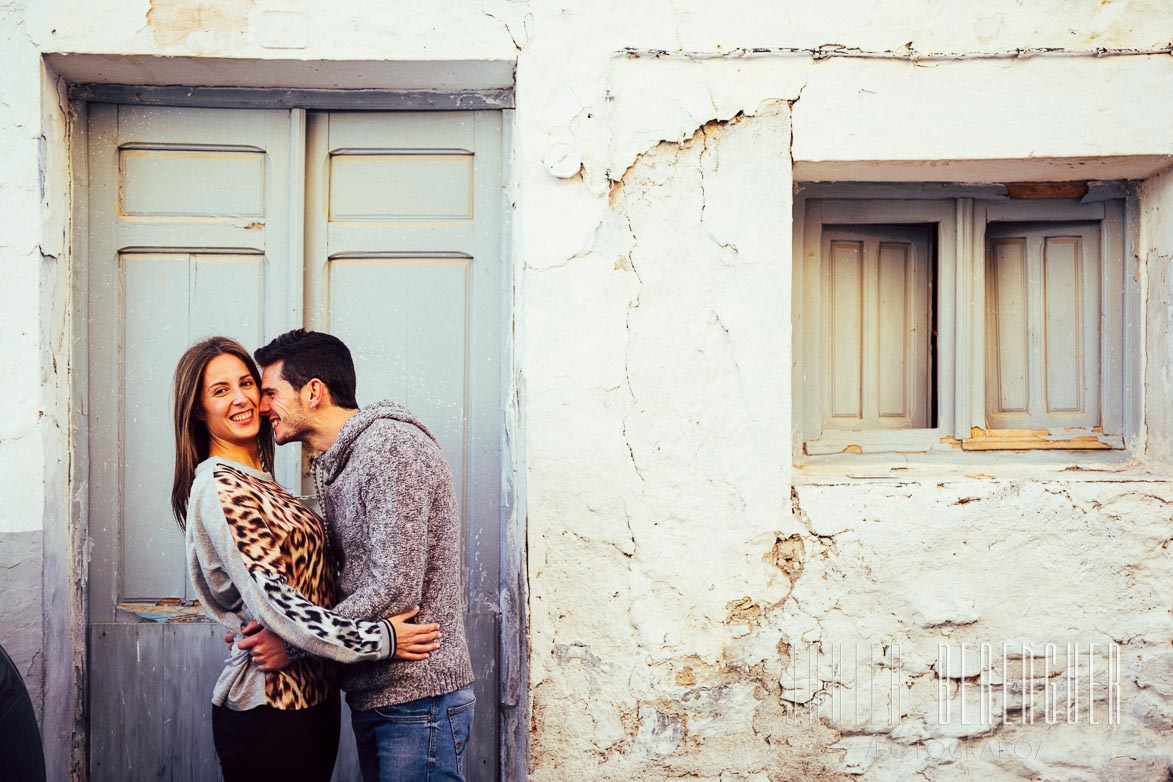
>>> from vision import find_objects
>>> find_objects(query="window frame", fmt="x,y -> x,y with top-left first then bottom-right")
794,185 -> 1131,460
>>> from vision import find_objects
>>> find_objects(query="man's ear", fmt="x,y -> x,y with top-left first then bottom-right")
305,378 -> 328,411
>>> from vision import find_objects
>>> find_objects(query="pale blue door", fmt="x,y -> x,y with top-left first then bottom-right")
86,104 -> 504,781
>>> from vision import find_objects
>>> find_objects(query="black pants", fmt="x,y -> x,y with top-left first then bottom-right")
212,692 -> 341,782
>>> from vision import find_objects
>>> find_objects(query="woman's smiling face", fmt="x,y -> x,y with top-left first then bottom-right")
201,353 -> 262,447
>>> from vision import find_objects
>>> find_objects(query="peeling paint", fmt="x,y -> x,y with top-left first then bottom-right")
146,0 -> 253,48
767,533 -> 805,588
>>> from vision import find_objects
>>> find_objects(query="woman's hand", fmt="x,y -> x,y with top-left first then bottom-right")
390,606 -> 442,661
236,621 -> 291,672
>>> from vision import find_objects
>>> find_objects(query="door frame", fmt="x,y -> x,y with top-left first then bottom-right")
55,74 -> 526,782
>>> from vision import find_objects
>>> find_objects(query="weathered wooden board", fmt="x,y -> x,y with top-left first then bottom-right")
90,623 -> 223,782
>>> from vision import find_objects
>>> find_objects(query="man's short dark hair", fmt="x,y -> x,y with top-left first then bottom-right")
255,329 -> 359,410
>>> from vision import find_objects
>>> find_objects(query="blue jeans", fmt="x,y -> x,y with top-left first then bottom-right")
351,688 -> 476,782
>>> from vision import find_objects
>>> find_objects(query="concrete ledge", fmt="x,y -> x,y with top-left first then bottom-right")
45,53 -> 516,92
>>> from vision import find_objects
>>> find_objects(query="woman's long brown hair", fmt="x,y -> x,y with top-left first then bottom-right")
171,336 -> 275,530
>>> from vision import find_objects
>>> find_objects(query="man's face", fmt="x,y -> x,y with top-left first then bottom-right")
260,360 -> 312,445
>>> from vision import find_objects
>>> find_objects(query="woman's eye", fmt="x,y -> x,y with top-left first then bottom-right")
242,379 -> 255,388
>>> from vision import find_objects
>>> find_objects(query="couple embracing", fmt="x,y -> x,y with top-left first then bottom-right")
171,329 -> 474,781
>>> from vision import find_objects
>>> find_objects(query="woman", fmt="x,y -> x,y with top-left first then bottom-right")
171,336 -> 439,781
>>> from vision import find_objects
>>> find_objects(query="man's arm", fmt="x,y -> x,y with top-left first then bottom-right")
236,607 -> 441,672
331,429 -> 435,621
193,469 -> 396,663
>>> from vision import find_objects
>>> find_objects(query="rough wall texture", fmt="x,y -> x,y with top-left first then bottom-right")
0,531 -> 44,719
1,0 -> 63,733
1,1 -> 1172,780
790,479 -> 1173,780
0,0 -> 51,538
526,103 -> 828,781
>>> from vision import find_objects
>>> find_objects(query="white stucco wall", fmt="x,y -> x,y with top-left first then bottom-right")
0,0 -> 53,539
1,2 -> 1171,780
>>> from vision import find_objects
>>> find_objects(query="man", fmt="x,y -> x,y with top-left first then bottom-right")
238,329 -> 475,782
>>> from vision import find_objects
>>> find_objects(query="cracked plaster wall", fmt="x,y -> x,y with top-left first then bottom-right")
526,102 -> 822,781
0,0 -> 69,726
2,1 -> 1173,780
0,1 -> 53,539
786,480 -> 1173,781
513,7 -> 1173,779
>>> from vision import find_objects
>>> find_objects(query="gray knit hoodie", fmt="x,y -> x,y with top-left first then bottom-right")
314,400 -> 473,710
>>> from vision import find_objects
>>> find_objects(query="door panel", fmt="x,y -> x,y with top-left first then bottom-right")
305,111 -> 503,781
328,257 -> 470,498
120,148 -> 267,218
120,251 -> 267,601
330,153 -> 474,220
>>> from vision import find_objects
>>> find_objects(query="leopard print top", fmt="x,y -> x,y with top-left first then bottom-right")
214,462 -> 336,709
185,458 -> 393,712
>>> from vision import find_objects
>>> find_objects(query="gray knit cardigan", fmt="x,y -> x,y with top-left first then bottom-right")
314,401 -> 474,710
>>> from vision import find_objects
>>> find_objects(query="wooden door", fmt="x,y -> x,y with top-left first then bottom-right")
304,111 -> 503,781
86,104 -> 505,781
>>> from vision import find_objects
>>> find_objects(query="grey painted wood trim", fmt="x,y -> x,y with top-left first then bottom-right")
1121,186 -> 1142,449
68,84 -> 515,111
118,141 -> 265,152
117,245 -> 266,255
1083,181 -> 1130,203
302,111 -> 329,359
804,428 -> 949,455
45,94 -> 90,782
956,198 -> 979,438
326,250 -> 474,261
1102,199 -> 1127,438
790,195 -> 806,461
273,108 -> 306,494
796,181 -> 1135,202
498,108 -> 529,782
333,147 -> 475,156
983,198 -> 1106,222
799,200 -> 824,441
796,181 -> 1009,200
936,202 -> 960,438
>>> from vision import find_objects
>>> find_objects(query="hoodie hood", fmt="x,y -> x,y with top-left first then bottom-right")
315,400 -> 439,484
